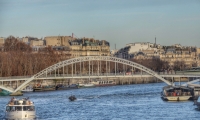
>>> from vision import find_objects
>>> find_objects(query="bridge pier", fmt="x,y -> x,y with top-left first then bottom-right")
10,91 -> 23,96
135,78 -> 137,84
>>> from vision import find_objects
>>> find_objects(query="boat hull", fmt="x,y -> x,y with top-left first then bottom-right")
92,80 -> 116,87
56,86 -> 78,90
0,89 -> 10,96
33,87 -> 55,92
78,84 -> 95,88
95,84 -> 116,87
56,84 -> 78,90
162,96 -> 192,101
5,111 -> 36,119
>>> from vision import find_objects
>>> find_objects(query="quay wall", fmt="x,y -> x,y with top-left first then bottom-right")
0,76 -> 191,90
22,76 -> 190,87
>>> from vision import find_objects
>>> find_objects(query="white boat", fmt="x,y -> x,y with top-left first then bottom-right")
21,86 -> 33,92
161,85 -> 193,101
78,83 -> 95,88
91,80 -> 116,87
5,97 -> 36,120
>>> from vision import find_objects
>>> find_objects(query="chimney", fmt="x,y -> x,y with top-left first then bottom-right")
102,40 -> 105,45
72,33 -> 74,38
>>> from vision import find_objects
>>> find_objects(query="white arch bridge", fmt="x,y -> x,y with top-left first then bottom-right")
0,56 -> 173,94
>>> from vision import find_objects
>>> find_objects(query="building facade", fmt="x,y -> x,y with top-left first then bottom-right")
30,40 -> 44,46
160,46 -> 197,68
197,48 -> 200,66
114,42 -> 161,59
114,42 -> 199,68
69,38 -> 110,57
44,36 -> 71,46
44,36 -> 110,58
0,37 -> 5,46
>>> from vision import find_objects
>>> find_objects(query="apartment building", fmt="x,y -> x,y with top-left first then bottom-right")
0,37 -> 5,46
69,38 -> 110,57
114,42 -> 199,68
114,42 -> 161,59
160,46 -> 197,67
44,36 -> 72,46
44,36 -> 110,58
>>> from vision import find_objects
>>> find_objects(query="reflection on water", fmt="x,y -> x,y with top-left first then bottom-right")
0,83 -> 200,120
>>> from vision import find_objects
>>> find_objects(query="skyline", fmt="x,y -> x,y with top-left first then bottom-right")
0,0 -> 200,49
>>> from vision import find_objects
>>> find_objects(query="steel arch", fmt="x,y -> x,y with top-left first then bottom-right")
0,85 -> 14,92
1,56 -> 172,93
182,79 -> 200,86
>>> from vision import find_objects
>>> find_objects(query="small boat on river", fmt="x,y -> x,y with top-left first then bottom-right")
55,84 -> 78,90
33,83 -> 55,92
33,85 -> 55,92
78,83 -> 95,88
69,95 -> 76,101
161,85 -> 193,101
5,97 -> 36,120
91,79 -> 116,87
22,86 -> 33,92
0,89 -> 10,96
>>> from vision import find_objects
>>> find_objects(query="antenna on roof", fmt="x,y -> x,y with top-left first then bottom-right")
72,33 -> 78,39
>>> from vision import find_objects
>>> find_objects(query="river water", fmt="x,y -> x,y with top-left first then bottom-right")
0,82 -> 200,120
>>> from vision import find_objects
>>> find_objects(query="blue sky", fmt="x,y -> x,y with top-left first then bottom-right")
0,0 -> 200,49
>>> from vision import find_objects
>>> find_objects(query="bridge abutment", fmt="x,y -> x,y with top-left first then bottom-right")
10,91 -> 23,96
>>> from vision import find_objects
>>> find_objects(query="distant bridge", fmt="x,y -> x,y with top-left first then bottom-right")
1,56 -> 197,93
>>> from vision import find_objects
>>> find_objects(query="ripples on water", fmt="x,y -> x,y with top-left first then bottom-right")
0,83 -> 200,120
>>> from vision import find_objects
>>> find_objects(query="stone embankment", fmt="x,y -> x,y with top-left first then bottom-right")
27,76 -> 189,87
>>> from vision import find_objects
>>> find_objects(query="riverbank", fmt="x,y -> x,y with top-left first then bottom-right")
0,76 -> 191,96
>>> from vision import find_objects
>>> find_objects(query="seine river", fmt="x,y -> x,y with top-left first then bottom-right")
0,83 -> 200,120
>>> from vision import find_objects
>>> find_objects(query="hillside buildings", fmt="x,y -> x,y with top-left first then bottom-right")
113,42 -> 200,68
1,35 -> 199,68
45,36 -> 72,46
1,34 -> 110,59
17,35 -> 110,58
69,38 -> 110,57
43,36 -> 110,57
114,42 -> 162,59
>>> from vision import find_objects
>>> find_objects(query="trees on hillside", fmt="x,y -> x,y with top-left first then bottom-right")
131,57 -> 168,72
0,36 -> 63,77
0,36 -> 190,77
173,60 -> 186,71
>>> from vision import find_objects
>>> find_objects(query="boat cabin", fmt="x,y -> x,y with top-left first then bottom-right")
5,97 -> 36,119
163,85 -> 192,97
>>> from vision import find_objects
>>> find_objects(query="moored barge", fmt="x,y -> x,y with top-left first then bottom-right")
161,85 -> 193,101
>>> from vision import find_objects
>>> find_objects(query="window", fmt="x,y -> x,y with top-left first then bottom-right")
23,106 -> 35,111
6,106 -> 11,111
16,106 -> 22,111
6,106 -> 23,111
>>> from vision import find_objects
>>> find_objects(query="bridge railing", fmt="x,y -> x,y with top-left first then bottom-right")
0,76 -> 31,80
0,72 -> 200,81
42,72 -> 149,77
